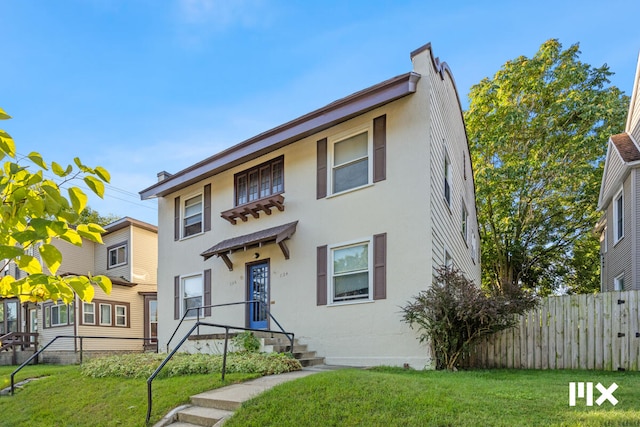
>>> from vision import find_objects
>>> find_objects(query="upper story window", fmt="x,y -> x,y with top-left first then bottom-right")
235,156 -> 284,206
184,194 -> 203,238
316,115 -> 386,200
444,150 -> 452,207
461,201 -> 468,243
108,242 -> 127,269
613,189 -> 623,244
332,131 -> 370,194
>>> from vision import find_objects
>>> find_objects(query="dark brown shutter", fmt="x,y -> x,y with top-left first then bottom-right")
174,276 -> 180,319
174,196 -> 181,241
373,115 -> 386,183
203,184 -> 211,232
317,245 -> 328,305
373,233 -> 387,300
317,138 -> 328,199
204,269 -> 212,316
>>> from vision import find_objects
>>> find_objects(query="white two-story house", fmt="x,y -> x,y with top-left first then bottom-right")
140,43 -> 480,368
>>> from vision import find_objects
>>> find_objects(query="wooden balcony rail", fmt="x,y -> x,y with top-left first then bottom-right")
220,194 -> 285,225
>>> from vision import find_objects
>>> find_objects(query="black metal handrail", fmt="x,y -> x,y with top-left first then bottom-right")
10,335 -> 156,395
166,300 -> 289,352
146,321 -> 294,424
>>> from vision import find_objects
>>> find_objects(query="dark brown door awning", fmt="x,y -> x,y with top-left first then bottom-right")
200,221 -> 298,270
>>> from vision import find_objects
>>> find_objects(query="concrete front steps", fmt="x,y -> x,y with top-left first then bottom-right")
259,335 -> 325,367
157,370 -> 320,427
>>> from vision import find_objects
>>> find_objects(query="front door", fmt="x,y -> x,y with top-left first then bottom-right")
247,261 -> 269,329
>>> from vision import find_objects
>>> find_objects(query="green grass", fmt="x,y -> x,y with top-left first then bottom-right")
0,364 -> 259,426
226,368 -> 640,427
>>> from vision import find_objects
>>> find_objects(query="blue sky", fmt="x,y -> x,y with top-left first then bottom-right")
2,0 -> 639,225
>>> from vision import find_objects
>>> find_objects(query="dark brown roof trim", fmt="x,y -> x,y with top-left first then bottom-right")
103,217 -> 158,235
611,132 -> 640,163
139,72 -> 421,199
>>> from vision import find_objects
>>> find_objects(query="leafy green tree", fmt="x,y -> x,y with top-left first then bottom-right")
75,206 -> 119,227
0,107 -> 112,303
465,39 -> 628,295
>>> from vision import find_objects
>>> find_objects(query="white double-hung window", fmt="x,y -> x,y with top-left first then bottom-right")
182,274 -> 203,317
183,194 -> 203,238
330,240 -> 371,303
331,129 -> 370,194
613,189 -> 623,243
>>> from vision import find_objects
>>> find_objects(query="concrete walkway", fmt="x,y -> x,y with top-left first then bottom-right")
154,365 -> 337,427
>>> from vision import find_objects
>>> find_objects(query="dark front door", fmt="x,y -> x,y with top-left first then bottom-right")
247,261 -> 269,329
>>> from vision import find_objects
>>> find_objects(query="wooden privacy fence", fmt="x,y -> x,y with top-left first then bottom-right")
467,290 -> 640,371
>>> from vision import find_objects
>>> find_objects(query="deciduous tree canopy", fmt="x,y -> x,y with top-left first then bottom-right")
465,39 -> 628,294
0,107 -> 112,303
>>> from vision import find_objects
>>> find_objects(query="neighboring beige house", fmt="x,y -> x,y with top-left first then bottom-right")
597,54 -> 640,292
140,43 -> 480,368
1,217 -> 158,363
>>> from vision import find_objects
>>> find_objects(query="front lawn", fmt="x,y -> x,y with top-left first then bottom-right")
0,350 -> 301,427
226,368 -> 640,426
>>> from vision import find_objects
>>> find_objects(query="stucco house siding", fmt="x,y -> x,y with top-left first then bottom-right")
148,44 -> 480,368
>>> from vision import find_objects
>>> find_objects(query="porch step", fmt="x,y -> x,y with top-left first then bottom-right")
262,338 -> 325,367
175,405 -> 233,426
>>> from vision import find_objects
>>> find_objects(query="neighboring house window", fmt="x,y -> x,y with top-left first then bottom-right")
614,274 -> 624,291
235,156 -> 284,206
44,302 -> 74,328
115,305 -> 127,327
100,303 -> 112,326
182,274 -> 203,317
183,194 -> 203,238
461,201 -> 468,243
330,240 -> 371,303
108,242 -> 127,268
613,190 -> 623,243
444,150 -> 452,206
331,130 -> 370,194
81,300 -> 129,327
83,303 -> 95,325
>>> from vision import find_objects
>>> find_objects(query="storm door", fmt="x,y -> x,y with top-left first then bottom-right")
247,261 -> 269,329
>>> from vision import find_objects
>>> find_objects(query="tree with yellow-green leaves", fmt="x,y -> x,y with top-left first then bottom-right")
465,40 -> 628,295
0,106 -> 112,303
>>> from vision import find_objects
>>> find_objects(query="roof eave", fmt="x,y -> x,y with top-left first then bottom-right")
139,72 -> 421,199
